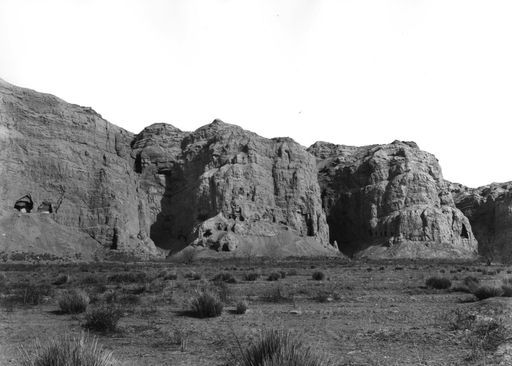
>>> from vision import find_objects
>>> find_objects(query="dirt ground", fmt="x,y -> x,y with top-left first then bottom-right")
1,258 -> 511,366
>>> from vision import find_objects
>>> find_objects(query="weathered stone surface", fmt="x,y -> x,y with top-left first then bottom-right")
0,78 -> 160,259
308,140 -> 478,258
450,181 -> 512,262
132,119 -> 334,256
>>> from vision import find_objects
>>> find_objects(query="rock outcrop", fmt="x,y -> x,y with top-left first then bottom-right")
131,119 -> 334,256
0,78 -> 160,259
451,182 -> 512,262
308,140 -> 478,258
0,78 -> 486,260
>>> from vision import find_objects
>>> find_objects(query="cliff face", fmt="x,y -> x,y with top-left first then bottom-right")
0,78 -> 159,259
308,140 -> 478,258
451,182 -> 512,262
131,120 -> 333,256
0,78 -> 486,260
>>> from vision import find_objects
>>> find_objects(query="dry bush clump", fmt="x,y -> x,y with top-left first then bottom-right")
58,289 -> 90,314
425,276 -> 452,289
212,272 -> 237,283
312,271 -> 325,281
10,281 -> 53,306
84,306 -> 123,332
243,272 -> 259,281
472,285 -> 503,300
234,300 -> 248,314
53,274 -> 70,286
267,272 -> 281,281
19,333 -> 118,366
189,291 -> 223,318
234,329 -> 331,366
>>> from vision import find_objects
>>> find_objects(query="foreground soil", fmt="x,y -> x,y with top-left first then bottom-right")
1,257 -> 511,365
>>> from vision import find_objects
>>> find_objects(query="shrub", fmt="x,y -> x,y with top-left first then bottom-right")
53,274 -> 70,286
184,271 -> 202,280
235,329 -> 330,366
279,271 -> 287,279
234,300 -> 249,315
312,271 -> 325,281
287,269 -> 298,276
472,285 -> 504,300
163,272 -> 178,281
81,275 -> 102,285
243,272 -> 259,281
501,285 -> 512,297
190,292 -> 223,318
425,276 -> 451,289
58,289 -> 90,314
267,272 -> 281,281
212,272 -> 237,283
84,306 -> 122,332
180,248 -> 197,264
467,318 -> 508,353
19,333 -> 118,366
107,272 -> 147,284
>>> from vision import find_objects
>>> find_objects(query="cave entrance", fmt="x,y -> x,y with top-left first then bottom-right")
14,194 -> 34,213
461,224 -> 469,239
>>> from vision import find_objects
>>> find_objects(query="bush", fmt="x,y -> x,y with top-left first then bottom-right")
234,300 -> 249,315
84,306 -> 122,332
180,248 -> 197,264
243,272 -> 259,281
267,272 -> 281,281
184,271 -> 202,280
312,271 -> 325,281
463,276 -> 480,288
53,274 -> 70,286
163,272 -> 178,281
279,271 -> 287,279
212,272 -> 237,283
81,275 -> 103,285
19,333 -> 118,366
425,276 -> 451,289
473,285 -> 503,300
235,329 -> 330,366
190,292 -> 223,318
214,281 -> 232,303
501,285 -> 512,297
263,286 -> 291,303
58,289 -> 90,314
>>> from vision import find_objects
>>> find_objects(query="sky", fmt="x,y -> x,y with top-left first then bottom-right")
1,0 -> 511,188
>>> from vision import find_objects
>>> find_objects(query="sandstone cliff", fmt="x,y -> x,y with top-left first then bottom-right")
308,140 -> 478,258
450,181 -> 512,262
131,120 -> 334,256
0,78 -> 160,259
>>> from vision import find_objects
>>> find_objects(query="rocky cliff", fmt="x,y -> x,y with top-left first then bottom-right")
0,78 -> 486,260
0,78 -> 160,259
308,140 -> 478,258
451,182 -> 512,262
131,120 -> 333,256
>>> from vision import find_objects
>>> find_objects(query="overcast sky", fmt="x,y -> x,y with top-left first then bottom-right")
1,0 -> 511,188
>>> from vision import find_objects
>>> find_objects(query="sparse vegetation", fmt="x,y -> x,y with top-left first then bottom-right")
472,285 -> 503,300
58,289 -> 90,314
190,291 -> 223,318
243,272 -> 259,281
425,276 -> 452,289
84,306 -> 123,332
19,333 -> 118,366
235,329 -> 330,366
234,300 -> 249,314
53,274 -> 70,286
212,272 -> 237,283
267,272 -> 281,281
312,271 -> 325,281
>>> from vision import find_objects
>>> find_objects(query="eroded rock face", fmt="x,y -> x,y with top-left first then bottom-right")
0,78 -> 160,259
308,140 -> 478,258
451,182 -> 512,262
131,119 -> 333,255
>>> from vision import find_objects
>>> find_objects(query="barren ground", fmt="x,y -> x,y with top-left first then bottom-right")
1,258 -> 511,365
